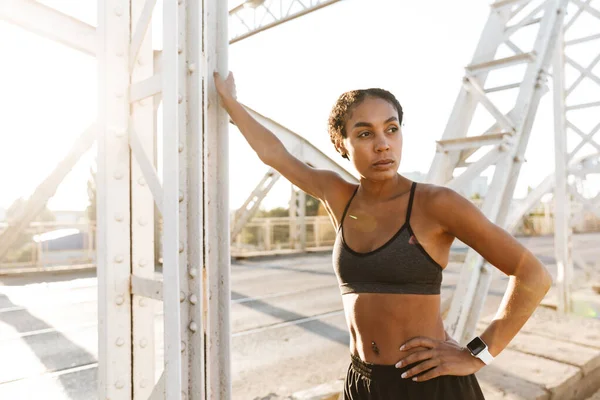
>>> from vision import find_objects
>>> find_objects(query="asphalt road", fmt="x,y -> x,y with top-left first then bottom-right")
0,233 -> 598,399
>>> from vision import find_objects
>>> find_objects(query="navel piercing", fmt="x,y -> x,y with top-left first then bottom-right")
371,341 -> 380,355
349,215 -> 358,220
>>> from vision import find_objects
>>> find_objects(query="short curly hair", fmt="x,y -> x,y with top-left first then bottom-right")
328,89 -> 403,160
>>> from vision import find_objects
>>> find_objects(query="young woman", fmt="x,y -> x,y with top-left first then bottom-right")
214,71 -> 552,399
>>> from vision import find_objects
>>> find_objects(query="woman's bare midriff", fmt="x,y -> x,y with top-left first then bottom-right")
343,292 -> 445,365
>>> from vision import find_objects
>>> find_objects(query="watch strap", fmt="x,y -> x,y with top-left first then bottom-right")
475,347 -> 494,365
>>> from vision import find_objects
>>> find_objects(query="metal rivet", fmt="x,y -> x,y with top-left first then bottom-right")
181,392 -> 187,400
179,190 -> 184,202
139,298 -> 147,307
116,295 -> 125,305
178,0 -> 183,4
178,94 -> 183,103
189,321 -> 198,332
138,217 -> 147,226
188,63 -> 196,73
140,338 -> 148,348
114,213 -> 123,222
114,171 -> 124,180
116,337 -> 124,347
181,341 -> 186,352
178,46 -> 183,54
115,380 -> 124,389
140,379 -> 148,388
189,268 -> 197,278
115,255 -> 124,263
138,177 -> 146,186
178,142 -> 184,153
179,242 -> 184,253
139,258 -> 147,267
180,291 -> 186,302
189,294 -> 198,305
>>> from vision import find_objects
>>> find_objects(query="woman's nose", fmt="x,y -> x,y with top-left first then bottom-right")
375,136 -> 390,152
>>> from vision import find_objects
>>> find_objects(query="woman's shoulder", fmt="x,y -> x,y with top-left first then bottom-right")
413,182 -> 465,211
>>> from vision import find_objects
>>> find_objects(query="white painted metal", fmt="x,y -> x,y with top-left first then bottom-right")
205,0 -> 231,397
552,27 -> 573,313
129,0 -> 158,72
129,128 -> 164,214
176,0 -> 190,397
551,0 -> 600,311
246,106 -> 357,183
185,0 -> 206,396
229,0 -> 344,43
130,75 -> 163,103
97,0 -> 132,397
0,125 -> 96,261
428,0 -> 571,343
289,186 -> 307,250
231,168 -> 282,240
162,0 -> 184,397
131,0 -> 157,396
229,112 -> 357,240
0,0 -> 96,56
131,275 -> 163,301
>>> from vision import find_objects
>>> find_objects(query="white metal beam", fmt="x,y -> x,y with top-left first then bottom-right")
97,0 -> 132,396
0,124 -> 96,262
162,0 -> 183,397
229,0 -> 343,44
553,28 -> 573,313
205,1 -> 231,398
245,106 -> 357,183
0,0 -> 96,56
130,0 -> 157,396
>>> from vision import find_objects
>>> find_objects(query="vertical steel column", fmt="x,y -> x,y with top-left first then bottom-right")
131,0 -> 156,397
185,0 -> 206,397
97,0 -> 132,398
204,0 -> 230,397
162,0 -> 183,397
552,27 -> 573,313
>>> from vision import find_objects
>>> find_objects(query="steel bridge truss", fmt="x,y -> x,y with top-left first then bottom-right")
428,0 -> 600,343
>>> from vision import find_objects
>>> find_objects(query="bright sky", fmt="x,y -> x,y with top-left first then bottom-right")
0,0 -> 598,213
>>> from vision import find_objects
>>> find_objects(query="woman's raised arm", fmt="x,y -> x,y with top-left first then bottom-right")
214,71 -> 347,202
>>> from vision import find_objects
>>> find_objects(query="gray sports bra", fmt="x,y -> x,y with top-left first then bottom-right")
332,182 -> 443,295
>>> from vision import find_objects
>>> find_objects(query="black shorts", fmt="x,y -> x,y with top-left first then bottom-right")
344,354 -> 485,400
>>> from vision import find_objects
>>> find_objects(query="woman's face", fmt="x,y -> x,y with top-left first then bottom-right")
341,97 -> 402,181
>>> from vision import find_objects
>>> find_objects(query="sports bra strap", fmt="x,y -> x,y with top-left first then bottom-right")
338,186 -> 359,232
405,182 -> 417,222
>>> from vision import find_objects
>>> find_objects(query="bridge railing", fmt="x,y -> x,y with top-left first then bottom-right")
1,208 -> 598,273
0,221 -> 95,272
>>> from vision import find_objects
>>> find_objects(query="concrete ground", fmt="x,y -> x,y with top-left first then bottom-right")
0,233 -> 598,399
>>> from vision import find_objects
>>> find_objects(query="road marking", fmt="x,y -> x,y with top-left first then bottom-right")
232,284 -> 338,304
233,309 -> 344,337
0,321 -> 97,342
0,362 -> 98,386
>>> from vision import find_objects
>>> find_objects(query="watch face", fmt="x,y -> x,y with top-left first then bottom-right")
467,337 -> 486,356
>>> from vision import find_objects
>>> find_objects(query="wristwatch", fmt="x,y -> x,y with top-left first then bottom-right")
466,336 -> 494,365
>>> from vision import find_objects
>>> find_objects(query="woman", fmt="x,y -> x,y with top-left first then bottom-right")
214,71 -> 552,399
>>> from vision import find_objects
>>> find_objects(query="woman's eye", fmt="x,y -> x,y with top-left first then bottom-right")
388,126 -> 398,133
359,131 -> 370,137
